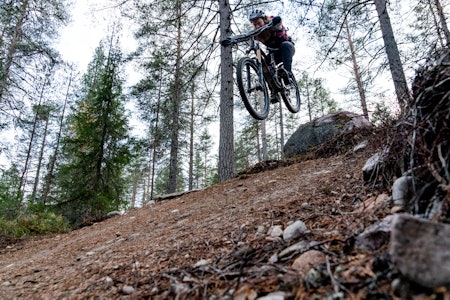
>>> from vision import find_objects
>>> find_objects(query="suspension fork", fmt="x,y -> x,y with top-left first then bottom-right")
246,39 -> 266,87
256,53 -> 266,91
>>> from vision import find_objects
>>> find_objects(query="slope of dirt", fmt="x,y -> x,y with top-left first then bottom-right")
0,139 -> 445,299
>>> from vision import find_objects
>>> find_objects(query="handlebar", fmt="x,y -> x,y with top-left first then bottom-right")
220,21 -> 273,47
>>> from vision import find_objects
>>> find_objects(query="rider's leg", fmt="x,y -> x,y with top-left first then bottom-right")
280,41 -> 295,73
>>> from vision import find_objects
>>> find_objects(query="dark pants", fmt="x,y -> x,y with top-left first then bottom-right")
273,41 -> 295,72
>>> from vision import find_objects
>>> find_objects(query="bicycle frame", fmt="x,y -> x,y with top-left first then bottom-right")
244,36 -> 283,95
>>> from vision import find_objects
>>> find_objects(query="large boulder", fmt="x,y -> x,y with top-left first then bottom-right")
283,111 -> 371,158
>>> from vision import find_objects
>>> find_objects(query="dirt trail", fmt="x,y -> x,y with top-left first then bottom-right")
0,146 -> 398,299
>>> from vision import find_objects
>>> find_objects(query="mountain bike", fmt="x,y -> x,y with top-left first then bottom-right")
221,22 -> 301,120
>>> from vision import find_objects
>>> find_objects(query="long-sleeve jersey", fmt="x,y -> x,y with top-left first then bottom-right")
255,16 -> 292,49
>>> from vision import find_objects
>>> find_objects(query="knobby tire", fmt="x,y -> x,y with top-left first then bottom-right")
279,69 -> 301,113
236,57 -> 270,120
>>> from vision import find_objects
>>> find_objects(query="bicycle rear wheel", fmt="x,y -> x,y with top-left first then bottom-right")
279,69 -> 301,113
236,57 -> 270,120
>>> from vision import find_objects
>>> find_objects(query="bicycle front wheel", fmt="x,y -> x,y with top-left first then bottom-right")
279,69 -> 301,113
236,57 -> 270,120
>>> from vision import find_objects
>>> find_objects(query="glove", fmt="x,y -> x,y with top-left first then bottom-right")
272,16 -> 281,25
221,38 -> 233,47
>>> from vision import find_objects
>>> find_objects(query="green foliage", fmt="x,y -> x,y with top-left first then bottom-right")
16,212 -> 70,235
153,164 -> 186,195
299,72 -> 339,121
371,102 -> 395,127
55,38 -> 132,227
234,118 -> 261,173
193,129 -> 215,189
0,211 -> 69,239
0,166 -> 23,220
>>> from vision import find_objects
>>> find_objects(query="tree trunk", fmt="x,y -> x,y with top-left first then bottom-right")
188,85 -> 195,190
373,0 -> 411,110
0,0 -> 29,102
218,0 -> 234,182
434,0 -> 450,47
149,68 -> 163,201
261,120 -> 268,161
31,111 -> 49,202
306,84 -> 312,121
41,71 -> 72,204
168,0 -> 183,193
18,103 -> 42,198
130,172 -> 138,208
278,104 -> 285,159
344,14 -> 369,119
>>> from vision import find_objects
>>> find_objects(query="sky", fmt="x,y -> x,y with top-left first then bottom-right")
55,0 -> 108,70
55,1 -> 348,96
55,0 -> 137,72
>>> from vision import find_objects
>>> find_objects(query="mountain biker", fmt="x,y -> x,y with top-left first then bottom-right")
248,9 -> 295,74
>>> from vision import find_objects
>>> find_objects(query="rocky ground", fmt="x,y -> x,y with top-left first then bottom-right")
0,132 -> 448,299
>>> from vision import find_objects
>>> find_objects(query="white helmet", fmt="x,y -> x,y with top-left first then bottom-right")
249,9 -> 265,21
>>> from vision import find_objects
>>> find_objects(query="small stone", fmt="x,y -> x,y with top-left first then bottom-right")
268,225 -> 283,238
194,259 -> 209,267
392,176 -> 413,207
256,225 -> 265,234
122,285 -> 135,294
106,211 -> 121,218
104,277 -> 113,288
353,140 -> 368,152
268,253 -> 278,263
283,220 -> 307,241
1,281 -> 11,287
292,250 -> 326,274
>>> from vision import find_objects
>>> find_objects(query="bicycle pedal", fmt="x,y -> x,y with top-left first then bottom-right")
270,96 -> 279,104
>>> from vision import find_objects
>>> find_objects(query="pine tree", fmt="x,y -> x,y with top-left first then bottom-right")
0,0 -> 69,111
0,166 -> 23,220
123,0 -> 217,193
55,36 -> 132,226
298,72 -> 338,121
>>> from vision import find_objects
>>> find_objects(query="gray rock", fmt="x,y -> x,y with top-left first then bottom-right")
362,147 -> 389,181
283,111 -> 371,158
355,215 -> 394,252
392,176 -> 413,207
390,214 -> 450,288
353,140 -> 368,152
283,220 -> 308,241
122,285 -> 135,294
268,225 -> 283,238
106,211 -> 121,218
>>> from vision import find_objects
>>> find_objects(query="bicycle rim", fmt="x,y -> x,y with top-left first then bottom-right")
279,70 -> 301,113
236,58 -> 269,120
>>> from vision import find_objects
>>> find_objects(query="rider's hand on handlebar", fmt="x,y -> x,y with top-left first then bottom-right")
221,38 -> 233,47
272,16 -> 281,26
